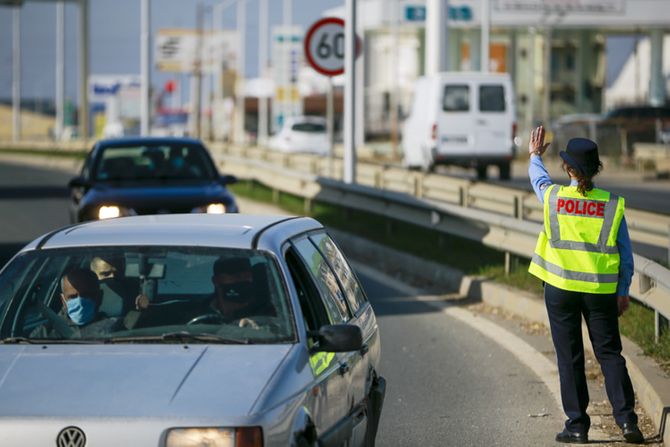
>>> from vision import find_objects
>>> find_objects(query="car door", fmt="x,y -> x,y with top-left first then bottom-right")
289,235 -> 356,446
309,232 -> 378,445
474,81 -> 513,157
437,81 -> 474,158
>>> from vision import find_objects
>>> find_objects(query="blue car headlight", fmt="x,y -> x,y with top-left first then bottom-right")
98,205 -> 136,220
191,203 -> 227,214
164,427 -> 262,447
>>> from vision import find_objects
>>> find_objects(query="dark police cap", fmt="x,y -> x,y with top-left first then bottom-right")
213,256 -> 252,276
560,138 -> 600,177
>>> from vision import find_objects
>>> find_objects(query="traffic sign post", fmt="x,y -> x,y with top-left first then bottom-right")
304,14 -> 361,183
304,17 -> 346,77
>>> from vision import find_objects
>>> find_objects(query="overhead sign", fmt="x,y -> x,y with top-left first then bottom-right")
494,0 -> 625,13
155,29 -> 239,74
304,17 -> 347,77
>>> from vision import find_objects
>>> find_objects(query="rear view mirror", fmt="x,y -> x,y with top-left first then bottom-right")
309,324 -> 363,353
125,262 -> 166,279
220,174 -> 238,185
68,176 -> 89,188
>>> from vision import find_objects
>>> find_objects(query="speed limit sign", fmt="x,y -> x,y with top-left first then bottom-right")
304,17 -> 359,77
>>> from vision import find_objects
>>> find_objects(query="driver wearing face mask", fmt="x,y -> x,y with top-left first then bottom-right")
31,268 -> 121,338
199,257 -> 275,328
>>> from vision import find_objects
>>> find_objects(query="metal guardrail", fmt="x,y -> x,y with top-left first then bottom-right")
213,148 -> 670,343
210,143 -> 670,260
1,140 -> 668,340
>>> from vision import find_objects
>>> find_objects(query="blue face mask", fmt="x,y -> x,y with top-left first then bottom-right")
66,297 -> 97,326
171,157 -> 185,169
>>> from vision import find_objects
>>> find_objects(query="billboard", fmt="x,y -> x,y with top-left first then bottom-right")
155,29 -> 239,74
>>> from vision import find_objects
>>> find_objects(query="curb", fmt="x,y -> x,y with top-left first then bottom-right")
330,228 -> 670,446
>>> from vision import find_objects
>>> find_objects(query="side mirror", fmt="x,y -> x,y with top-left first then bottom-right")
309,324 -> 363,353
219,174 -> 238,186
68,176 -> 89,188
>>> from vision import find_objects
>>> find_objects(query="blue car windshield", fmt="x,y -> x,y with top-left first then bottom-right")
94,144 -> 215,182
0,246 -> 296,344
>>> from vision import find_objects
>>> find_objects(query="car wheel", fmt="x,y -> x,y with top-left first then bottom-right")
294,425 -> 318,447
364,375 -> 386,447
498,162 -> 511,180
476,165 -> 488,180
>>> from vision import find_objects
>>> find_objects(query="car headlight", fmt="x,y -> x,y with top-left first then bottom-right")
165,427 -> 262,447
192,203 -> 226,214
97,205 -> 136,220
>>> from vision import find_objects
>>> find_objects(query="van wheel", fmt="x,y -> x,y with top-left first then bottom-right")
498,162 -> 511,180
476,165 -> 488,180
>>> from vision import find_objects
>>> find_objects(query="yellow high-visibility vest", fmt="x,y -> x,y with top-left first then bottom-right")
528,184 -> 625,294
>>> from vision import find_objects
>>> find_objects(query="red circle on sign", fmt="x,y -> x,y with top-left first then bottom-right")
304,17 -> 346,77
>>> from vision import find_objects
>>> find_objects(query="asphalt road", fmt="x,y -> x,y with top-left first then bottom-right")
0,160 -> 565,446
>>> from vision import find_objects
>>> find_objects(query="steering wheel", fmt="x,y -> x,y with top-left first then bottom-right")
36,300 -> 75,338
186,313 -> 225,326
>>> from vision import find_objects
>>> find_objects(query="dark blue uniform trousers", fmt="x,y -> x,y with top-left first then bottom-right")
544,283 -> 638,433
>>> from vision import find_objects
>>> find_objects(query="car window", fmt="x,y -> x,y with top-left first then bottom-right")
309,233 -> 366,315
0,246 -> 295,344
94,144 -> 214,181
479,85 -> 506,112
292,238 -> 350,324
443,84 -> 470,112
291,122 -> 326,133
285,247 -> 330,331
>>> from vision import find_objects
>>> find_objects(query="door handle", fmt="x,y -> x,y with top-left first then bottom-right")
338,363 -> 350,375
477,119 -> 487,125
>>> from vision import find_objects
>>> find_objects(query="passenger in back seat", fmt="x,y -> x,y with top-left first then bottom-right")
90,256 -> 149,317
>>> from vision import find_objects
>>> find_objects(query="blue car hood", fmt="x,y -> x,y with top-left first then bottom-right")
81,182 -> 235,214
0,344 -> 292,419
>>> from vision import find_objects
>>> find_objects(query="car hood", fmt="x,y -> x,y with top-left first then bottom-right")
84,182 -> 234,208
0,344 -> 292,419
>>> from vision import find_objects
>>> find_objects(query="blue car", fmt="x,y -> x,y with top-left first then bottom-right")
68,137 -> 238,222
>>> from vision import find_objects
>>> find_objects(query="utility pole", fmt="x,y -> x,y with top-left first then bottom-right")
344,0 -> 356,183
236,0 -> 246,144
140,0 -> 151,135
481,0 -> 490,72
258,0 -> 269,146
79,0 -> 89,140
191,3 -> 204,139
425,0 -> 448,75
55,1 -> 65,141
12,5 -> 21,142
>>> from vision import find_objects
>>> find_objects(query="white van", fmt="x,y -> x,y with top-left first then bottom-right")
402,72 -> 517,179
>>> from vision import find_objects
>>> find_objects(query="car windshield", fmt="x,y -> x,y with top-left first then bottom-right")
94,143 -> 215,182
291,122 -> 326,133
0,246 -> 295,344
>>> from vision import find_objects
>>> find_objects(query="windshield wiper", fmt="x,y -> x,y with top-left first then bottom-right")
0,337 -> 98,344
105,332 -> 250,344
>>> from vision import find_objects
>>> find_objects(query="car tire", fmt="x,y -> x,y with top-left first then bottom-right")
476,165 -> 488,180
498,162 -> 511,180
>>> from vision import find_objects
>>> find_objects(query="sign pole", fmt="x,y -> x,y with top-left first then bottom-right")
327,76 -> 334,177
140,0 -> 150,136
344,0 -> 356,184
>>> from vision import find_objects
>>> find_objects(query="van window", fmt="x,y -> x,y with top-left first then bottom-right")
443,85 -> 470,112
479,85 -> 506,112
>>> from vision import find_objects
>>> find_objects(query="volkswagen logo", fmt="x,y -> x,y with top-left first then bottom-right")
56,426 -> 86,447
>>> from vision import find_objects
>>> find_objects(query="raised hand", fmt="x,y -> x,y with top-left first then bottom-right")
529,125 -> 551,156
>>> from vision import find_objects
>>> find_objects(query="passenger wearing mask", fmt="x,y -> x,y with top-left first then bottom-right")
31,268 -> 120,338
90,256 -> 149,317
187,257 -> 275,328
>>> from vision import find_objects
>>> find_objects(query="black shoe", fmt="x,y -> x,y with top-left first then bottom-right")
555,428 -> 588,444
622,422 -> 644,444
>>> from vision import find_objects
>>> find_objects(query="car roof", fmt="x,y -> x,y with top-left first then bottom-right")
22,214 -> 322,252
95,136 -> 206,147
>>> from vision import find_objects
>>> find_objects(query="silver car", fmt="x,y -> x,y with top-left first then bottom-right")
0,214 -> 385,447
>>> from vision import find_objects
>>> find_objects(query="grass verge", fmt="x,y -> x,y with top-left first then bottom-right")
230,179 -> 670,372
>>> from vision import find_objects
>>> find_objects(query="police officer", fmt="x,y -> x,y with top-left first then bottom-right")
527,126 -> 643,444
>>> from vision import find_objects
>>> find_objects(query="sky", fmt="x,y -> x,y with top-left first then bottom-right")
0,0 -> 342,103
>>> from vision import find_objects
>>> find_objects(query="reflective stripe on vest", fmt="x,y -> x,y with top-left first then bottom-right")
528,184 -> 624,294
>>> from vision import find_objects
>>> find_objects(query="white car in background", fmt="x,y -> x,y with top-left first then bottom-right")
269,116 -> 330,155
